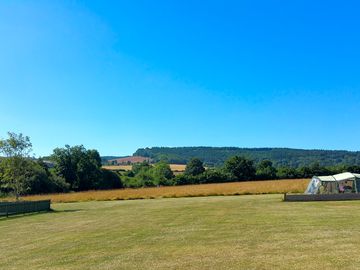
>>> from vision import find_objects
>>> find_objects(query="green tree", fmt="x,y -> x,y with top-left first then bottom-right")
224,156 -> 256,181
276,167 -> 298,179
199,168 -> 228,184
309,162 -> 330,176
185,158 -> 205,176
256,160 -> 277,180
152,161 -> 174,186
297,166 -> 313,178
26,160 -> 69,194
346,165 -> 360,174
126,161 -> 154,187
95,169 -> 122,190
52,145 -> 77,188
132,161 -> 151,175
0,132 -> 33,200
173,174 -> 196,185
51,145 -> 103,191
136,169 -> 155,187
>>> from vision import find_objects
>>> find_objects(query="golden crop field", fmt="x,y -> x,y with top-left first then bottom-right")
21,179 -> 310,203
102,164 -> 187,172
102,165 -> 133,171
169,164 -> 186,171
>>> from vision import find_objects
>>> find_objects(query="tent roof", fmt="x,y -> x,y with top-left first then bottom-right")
316,172 -> 360,182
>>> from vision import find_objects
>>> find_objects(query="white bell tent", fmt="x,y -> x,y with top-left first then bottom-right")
305,172 -> 360,194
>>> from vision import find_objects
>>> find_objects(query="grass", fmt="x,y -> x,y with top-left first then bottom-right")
20,179 -> 309,203
2,194 -> 360,269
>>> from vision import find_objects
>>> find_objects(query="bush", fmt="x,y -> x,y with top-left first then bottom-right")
23,161 -> 69,195
94,169 -> 123,190
151,161 -> 174,186
256,160 -> 277,180
173,174 -> 196,185
121,176 -> 145,188
224,156 -> 256,181
200,169 -> 229,183
185,158 -> 205,176
276,167 -> 299,179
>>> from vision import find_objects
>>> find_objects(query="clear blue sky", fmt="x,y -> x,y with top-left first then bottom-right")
1,0 -> 360,157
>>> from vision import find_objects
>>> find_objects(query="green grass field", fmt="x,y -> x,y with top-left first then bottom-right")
2,194 -> 360,269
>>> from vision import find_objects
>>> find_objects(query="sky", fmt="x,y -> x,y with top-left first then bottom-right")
1,0 -> 360,157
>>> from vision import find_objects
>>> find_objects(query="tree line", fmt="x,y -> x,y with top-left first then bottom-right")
120,157 -> 360,188
1,132 -> 360,198
134,146 -> 360,167
0,132 -> 121,199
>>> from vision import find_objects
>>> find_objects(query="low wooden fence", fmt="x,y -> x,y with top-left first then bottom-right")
0,200 -> 51,217
284,193 -> 360,202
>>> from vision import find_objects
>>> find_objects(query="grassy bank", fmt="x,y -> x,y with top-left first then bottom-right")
2,194 -> 360,269
20,179 -> 309,203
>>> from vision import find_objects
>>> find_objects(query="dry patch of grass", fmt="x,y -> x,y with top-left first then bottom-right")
21,179 -> 310,203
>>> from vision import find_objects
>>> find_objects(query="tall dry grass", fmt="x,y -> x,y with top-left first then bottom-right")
21,179 -> 310,203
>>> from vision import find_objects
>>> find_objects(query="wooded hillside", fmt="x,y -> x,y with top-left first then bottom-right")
134,147 -> 360,167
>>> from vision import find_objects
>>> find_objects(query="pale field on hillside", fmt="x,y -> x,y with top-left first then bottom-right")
102,164 -> 187,171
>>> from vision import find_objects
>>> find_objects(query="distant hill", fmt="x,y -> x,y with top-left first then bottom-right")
101,156 -> 124,163
133,147 -> 360,168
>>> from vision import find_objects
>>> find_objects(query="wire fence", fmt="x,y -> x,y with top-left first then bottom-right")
0,200 -> 51,217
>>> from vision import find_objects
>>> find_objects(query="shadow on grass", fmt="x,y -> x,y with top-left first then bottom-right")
0,210 -> 53,221
0,208 -> 83,221
51,209 -> 83,213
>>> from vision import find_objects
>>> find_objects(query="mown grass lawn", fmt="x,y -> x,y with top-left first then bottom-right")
1,194 -> 360,269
